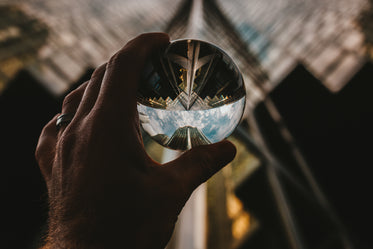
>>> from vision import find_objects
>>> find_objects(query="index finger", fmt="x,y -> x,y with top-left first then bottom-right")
35,114 -> 59,184
95,33 -> 170,117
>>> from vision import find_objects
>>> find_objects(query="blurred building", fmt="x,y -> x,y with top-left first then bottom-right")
0,5 -> 48,92
1,0 -> 372,249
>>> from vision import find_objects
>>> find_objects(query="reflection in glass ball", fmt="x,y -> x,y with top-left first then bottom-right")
137,39 -> 246,150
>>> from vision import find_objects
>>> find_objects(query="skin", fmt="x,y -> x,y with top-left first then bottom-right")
35,32 -> 236,249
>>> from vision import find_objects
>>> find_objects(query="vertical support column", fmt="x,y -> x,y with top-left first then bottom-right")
164,149 -> 207,249
186,0 -> 204,39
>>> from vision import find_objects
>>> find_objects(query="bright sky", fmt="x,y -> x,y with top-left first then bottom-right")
138,97 -> 245,143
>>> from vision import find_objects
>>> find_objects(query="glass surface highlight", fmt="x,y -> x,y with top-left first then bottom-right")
137,39 -> 245,150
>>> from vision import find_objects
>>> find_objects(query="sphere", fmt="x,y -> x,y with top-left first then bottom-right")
137,39 -> 245,150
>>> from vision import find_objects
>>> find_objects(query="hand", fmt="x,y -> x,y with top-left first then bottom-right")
35,33 -> 236,249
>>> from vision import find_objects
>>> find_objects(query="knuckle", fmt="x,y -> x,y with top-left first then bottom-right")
108,49 -> 140,70
35,143 -> 52,175
136,33 -> 147,39
57,129 -> 78,158
34,143 -> 43,162
35,122 -> 55,162
90,63 -> 106,80
135,33 -> 150,43
35,136 -> 48,160
62,90 -> 82,110
107,51 -> 124,68
126,33 -> 146,46
58,123 -> 77,144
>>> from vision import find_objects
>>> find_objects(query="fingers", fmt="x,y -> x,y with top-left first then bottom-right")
36,76 -> 90,183
95,32 -> 170,117
35,114 -> 60,183
62,81 -> 89,114
167,140 -> 236,194
59,81 -> 88,133
75,63 -> 106,117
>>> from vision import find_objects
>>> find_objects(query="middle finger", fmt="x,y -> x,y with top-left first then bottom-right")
59,81 -> 88,134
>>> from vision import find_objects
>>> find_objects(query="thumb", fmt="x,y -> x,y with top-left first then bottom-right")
167,140 -> 236,193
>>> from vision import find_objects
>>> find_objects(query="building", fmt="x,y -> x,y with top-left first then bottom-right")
166,126 -> 211,150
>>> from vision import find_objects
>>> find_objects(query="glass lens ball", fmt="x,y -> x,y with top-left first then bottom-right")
137,39 -> 246,150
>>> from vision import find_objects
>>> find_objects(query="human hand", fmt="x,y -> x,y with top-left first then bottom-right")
35,33 -> 236,249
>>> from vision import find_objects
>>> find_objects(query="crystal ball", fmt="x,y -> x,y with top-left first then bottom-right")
137,39 -> 246,150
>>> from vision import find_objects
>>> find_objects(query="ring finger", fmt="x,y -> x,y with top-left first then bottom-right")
58,81 -> 89,135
